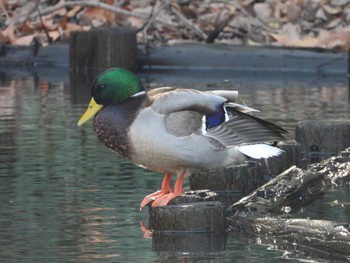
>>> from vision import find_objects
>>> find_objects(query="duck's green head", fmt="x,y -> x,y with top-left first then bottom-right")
77,68 -> 143,126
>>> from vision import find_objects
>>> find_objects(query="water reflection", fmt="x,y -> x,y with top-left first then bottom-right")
0,71 -> 349,262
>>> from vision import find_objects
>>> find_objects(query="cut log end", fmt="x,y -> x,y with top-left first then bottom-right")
147,190 -> 226,234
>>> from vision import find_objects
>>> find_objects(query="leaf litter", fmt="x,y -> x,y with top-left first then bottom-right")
0,0 -> 350,51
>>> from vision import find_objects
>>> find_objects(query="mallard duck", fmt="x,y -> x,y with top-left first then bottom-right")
77,68 -> 287,209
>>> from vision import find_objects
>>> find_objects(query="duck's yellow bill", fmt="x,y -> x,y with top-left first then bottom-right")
77,98 -> 103,127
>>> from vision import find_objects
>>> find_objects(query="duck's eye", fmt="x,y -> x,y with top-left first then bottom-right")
97,84 -> 105,92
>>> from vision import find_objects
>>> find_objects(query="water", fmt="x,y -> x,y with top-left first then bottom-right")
0,69 -> 349,262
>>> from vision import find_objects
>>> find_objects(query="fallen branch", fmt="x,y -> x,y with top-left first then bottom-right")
170,3 -> 207,40
232,217 -> 350,261
206,13 -> 235,43
226,148 -> 350,260
138,0 -> 168,51
228,148 -> 350,217
227,166 -> 327,217
231,1 -> 279,33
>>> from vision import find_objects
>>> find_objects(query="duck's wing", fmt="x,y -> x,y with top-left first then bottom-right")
208,90 -> 239,102
204,103 -> 288,159
206,103 -> 287,146
147,88 -> 287,145
148,88 -> 229,137
149,88 -> 227,115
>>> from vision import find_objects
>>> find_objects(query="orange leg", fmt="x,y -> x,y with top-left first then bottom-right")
140,173 -> 172,209
151,171 -> 185,207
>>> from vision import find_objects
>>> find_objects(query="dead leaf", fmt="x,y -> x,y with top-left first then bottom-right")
198,13 -> 219,26
43,7 -> 67,20
325,17 -> 343,29
16,22 -> 34,34
180,6 -> 197,19
281,23 -> 301,39
127,16 -> 145,28
269,32 -> 317,48
12,1 -> 37,19
285,0 -> 302,22
317,30 -> 350,50
60,15 -> 68,29
0,31 -> 10,44
225,3 -> 236,14
48,30 -> 61,42
80,7 -> 108,25
253,2 -> 273,23
0,25 -> 16,44
13,33 -> 36,45
63,23 -> 89,38
331,0 -> 349,6
35,18 -> 59,31
321,4 -> 342,15
337,25 -> 350,33
66,6 -> 82,18
315,8 -> 328,20
90,19 -> 105,27
241,0 -> 255,6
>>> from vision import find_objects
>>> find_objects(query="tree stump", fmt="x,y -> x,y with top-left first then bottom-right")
189,140 -> 301,204
69,27 -> 138,72
189,162 -> 262,204
147,190 -> 225,233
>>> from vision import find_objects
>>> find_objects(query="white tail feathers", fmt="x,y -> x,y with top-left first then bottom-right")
238,144 -> 284,159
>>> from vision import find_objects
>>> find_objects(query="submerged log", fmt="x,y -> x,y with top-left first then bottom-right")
228,148 -> 350,217
232,217 -> 350,262
227,165 -> 327,216
226,148 -> 350,260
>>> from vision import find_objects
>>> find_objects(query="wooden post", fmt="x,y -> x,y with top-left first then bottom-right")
296,120 -> 350,166
69,27 -> 138,72
147,190 -> 226,233
190,162 -> 262,204
348,47 -> 350,100
149,201 -> 225,233
189,140 -> 301,202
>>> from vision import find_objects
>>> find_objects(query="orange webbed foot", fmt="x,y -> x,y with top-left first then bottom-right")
140,173 -> 172,210
151,172 -> 185,207
140,189 -> 171,209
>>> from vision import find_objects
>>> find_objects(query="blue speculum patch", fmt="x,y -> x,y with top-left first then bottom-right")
206,105 -> 226,129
